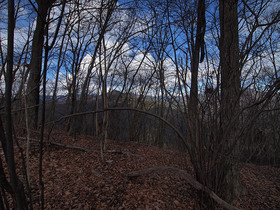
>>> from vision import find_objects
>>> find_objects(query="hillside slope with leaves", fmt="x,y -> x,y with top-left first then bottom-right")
2,132 -> 280,209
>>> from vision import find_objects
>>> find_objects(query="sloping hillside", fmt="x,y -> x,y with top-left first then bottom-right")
3,132 -> 280,209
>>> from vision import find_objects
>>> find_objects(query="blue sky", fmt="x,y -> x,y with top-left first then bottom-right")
0,0 -> 279,97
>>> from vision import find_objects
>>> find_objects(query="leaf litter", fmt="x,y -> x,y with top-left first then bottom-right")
1,131 -> 280,209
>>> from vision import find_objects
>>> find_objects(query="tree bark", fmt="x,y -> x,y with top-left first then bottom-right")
186,0 -> 206,169
26,0 -> 54,130
4,0 -> 28,208
219,0 -> 241,204
188,0 -> 205,122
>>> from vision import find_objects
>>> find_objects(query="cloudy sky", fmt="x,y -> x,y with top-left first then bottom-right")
0,0 -> 279,99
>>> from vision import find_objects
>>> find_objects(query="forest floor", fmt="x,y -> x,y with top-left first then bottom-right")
2,131 -> 280,209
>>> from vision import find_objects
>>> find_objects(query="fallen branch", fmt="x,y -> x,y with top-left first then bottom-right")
106,149 -> 145,159
127,166 -> 239,210
92,169 -> 112,183
17,137 -> 92,152
48,142 -> 92,152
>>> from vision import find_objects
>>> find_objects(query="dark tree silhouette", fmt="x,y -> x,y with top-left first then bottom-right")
26,0 -> 55,130
0,0 -> 28,208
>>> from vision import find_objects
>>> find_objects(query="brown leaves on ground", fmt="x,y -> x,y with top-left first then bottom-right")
3,131 -> 280,209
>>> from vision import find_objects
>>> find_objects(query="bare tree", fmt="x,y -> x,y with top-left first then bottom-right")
0,0 -> 27,208
26,0 -> 55,130
64,0 -> 95,140
219,0 -> 241,204
38,1 -> 66,208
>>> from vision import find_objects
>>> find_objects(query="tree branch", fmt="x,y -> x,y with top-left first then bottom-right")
51,107 -> 189,151
127,166 -> 239,210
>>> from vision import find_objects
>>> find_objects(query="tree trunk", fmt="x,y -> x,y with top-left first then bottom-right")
219,0 -> 241,204
26,0 -> 54,130
187,0 -> 209,207
79,0 -> 118,114
4,0 -> 27,208
188,0 -> 206,147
